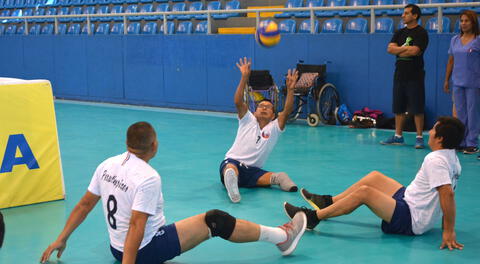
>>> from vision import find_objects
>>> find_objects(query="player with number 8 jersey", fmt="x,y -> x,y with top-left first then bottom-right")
40,121 -> 308,264
88,150 -> 165,252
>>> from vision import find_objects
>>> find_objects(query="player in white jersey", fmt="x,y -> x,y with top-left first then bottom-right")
220,57 -> 299,203
284,117 -> 465,251
41,122 -> 308,264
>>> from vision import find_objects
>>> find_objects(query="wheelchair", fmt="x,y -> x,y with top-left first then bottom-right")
280,63 -> 339,126
244,70 -> 280,113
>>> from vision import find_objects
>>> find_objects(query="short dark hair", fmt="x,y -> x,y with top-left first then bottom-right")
257,99 -> 273,106
126,121 -> 156,153
434,117 -> 465,149
405,4 -> 421,20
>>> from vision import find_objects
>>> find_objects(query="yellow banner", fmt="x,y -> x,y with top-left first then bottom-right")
0,80 -> 64,208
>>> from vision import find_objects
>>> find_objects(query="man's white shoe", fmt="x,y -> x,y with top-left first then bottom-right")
276,212 -> 307,256
224,169 -> 241,203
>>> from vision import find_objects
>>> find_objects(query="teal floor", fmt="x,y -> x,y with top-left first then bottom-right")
1,101 -> 479,264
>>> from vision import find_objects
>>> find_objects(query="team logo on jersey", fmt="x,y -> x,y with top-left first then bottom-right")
261,131 -> 270,139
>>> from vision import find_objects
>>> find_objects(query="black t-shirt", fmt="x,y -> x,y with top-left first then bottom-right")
390,25 -> 429,80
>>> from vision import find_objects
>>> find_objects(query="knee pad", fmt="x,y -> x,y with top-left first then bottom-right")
205,209 -> 236,240
0,212 -> 4,248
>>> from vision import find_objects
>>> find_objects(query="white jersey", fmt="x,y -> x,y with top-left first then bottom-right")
225,111 -> 284,168
88,152 -> 165,251
404,149 -> 461,235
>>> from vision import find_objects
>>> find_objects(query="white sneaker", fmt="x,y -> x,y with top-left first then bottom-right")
224,169 -> 241,203
276,211 -> 307,256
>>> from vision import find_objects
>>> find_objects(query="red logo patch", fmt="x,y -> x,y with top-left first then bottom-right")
262,131 -> 270,139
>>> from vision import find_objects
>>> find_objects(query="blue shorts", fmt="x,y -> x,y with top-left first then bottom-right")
381,187 -> 415,236
219,158 -> 268,188
110,223 -> 181,264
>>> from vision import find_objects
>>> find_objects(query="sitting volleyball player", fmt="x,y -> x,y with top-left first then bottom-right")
284,117 -> 465,250
220,57 -> 298,203
40,122 -> 307,264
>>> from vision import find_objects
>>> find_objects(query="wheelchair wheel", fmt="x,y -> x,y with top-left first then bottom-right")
307,113 -> 320,127
316,83 -> 339,125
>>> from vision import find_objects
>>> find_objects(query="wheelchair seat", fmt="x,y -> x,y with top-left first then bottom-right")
294,63 -> 326,95
248,70 -> 274,91
245,70 -> 279,113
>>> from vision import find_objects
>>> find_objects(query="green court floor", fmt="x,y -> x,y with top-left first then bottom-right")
1,101 -> 478,264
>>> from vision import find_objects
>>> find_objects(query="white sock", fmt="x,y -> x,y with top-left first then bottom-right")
395,134 -> 402,138
416,135 -> 423,139
258,225 -> 287,244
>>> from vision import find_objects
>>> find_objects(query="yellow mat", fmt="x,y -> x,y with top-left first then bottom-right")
218,27 -> 256,34
247,5 -> 283,18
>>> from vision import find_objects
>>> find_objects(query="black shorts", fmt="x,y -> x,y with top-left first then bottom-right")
392,73 -> 425,114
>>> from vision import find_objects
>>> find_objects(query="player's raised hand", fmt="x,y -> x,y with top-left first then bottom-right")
286,69 -> 299,92
236,57 -> 252,79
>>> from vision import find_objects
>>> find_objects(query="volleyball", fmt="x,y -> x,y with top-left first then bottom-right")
256,20 -> 281,48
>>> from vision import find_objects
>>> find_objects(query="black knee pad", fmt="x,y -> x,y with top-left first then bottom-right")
0,212 -> 4,248
205,209 -> 236,240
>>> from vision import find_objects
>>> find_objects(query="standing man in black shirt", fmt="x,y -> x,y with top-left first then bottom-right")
381,4 -> 429,149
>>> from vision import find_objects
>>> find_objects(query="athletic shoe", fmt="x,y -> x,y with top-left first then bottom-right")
300,188 -> 332,210
415,137 -> 425,149
224,169 -> 241,203
463,147 -> 479,155
380,135 -> 404,145
283,202 -> 320,230
276,211 -> 307,256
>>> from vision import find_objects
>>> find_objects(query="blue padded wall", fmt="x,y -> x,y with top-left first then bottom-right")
23,36 -> 56,86
435,34 -> 455,118
123,35 -> 165,105
163,35 -> 207,106
0,34 -> 455,128
207,35 -> 253,110
0,37 -> 24,79
86,36 -> 124,99
54,36 -> 88,97
368,35 -> 395,114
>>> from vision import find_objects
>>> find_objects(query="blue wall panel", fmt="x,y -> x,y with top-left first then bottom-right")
22,37 -> 56,88
163,35 -> 207,106
0,34 -> 457,128
368,35 -> 396,113
206,35 -> 254,111
54,36 -> 88,97
306,34 -> 370,113
424,34 -> 439,125
86,36 -> 124,99
123,35 -> 165,105
0,37 -> 24,79
435,34 -> 455,117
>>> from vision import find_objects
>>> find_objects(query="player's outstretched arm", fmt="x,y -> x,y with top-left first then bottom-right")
437,184 -> 463,251
122,210 -> 149,264
234,57 -> 251,119
40,191 -> 100,263
277,69 -> 298,130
